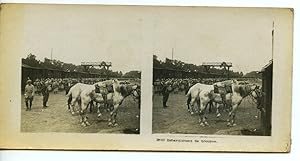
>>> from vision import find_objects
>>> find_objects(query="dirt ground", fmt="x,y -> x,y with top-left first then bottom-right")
152,92 -> 263,135
21,91 -> 140,134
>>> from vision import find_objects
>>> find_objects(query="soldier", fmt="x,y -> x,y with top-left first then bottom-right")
162,81 -> 172,108
52,80 -> 59,94
41,81 -> 50,108
24,79 -> 35,111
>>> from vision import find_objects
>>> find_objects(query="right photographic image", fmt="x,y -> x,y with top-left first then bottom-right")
152,8 -> 274,136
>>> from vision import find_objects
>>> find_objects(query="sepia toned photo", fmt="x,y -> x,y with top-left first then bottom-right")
152,20 -> 274,135
20,6 -> 141,134
0,4 -> 293,152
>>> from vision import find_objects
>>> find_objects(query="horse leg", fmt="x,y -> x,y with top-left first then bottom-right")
189,98 -> 196,115
67,96 -> 72,111
89,100 -> 94,113
96,102 -> 102,117
97,103 -> 103,118
186,95 -> 191,113
80,101 -> 90,126
216,103 -> 221,118
203,102 -> 209,126
199,109 -> 205,126
108,104 -> 119,126
227,104 -> 238,126
196,98 -> 201,114
70,98 -> 77,115
79,112 -> 86,127
198,109 -> 204,126
198,101 -> 208,126
102,94 -> 108,112
208,101 -> 213,113
97,102 -> 101,114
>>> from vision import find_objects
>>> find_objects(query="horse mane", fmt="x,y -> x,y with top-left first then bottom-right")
117,84 -> 134,97
235,84 -> 253,98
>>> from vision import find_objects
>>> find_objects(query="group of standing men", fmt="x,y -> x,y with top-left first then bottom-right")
24,79 -> 50,111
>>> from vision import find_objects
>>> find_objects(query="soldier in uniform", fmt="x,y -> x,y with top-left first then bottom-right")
41,81 -> 50,108
162,81 -> 172,108
24,79 -> 35,111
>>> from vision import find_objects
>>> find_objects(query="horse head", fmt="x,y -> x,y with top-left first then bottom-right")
249,85 -> 263,109
118,84 -> 140,98
233,83 -> 258,98
131,84 -> 141,100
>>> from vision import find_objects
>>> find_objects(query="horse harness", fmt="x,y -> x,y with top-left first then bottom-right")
213,84 -> 233,94
93,84 -> 114,105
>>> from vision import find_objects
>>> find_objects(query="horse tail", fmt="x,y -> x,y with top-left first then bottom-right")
66,88 -> 72,97
66,85 -> 75,99
66,87 -> 73,109
185,87 -> 191,97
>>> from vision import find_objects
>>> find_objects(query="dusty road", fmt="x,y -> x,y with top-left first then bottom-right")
21,91 -> 140,134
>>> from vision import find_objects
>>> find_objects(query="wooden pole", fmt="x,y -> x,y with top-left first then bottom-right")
171,48 -> 174,60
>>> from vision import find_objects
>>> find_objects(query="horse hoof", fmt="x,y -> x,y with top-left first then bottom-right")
232,123 -> 236,126
113,123 -> 118,126
108,122 -> 113,126
200,122 -> 205,127
226,119 -> 230,122
81,122 -> 86,127
97,113 -> 102,118
216,113 -> 221,118
71,112 -> 75,115
85,122 -> 91,126
227,122 -> 232,127
204,122 -> 209,126
190,112 -> 194,115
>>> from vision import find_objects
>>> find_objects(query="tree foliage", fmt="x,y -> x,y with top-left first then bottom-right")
153,55 -> 244,78
123,71 -> 141,78
22,53 -> 139,78
243,71 -> 262,78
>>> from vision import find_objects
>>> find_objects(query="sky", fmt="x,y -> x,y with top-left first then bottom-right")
22,5 -> 275,73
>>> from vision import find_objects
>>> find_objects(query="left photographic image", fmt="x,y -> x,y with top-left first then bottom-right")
21,5 -> 141,134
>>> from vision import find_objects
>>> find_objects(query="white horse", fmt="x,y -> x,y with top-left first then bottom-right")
67,80 -> 115,126
186,80 -> 261,127
67,80 -> 113,115
67,79 -> 140,127
225,80 -> 262,126
107,80 -> 140,126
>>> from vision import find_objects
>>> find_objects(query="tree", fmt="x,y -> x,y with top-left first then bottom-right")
22,53 -> 41,67
243,71 -> 262,78
123,71 -> 141,78
153,55 -> 162,68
